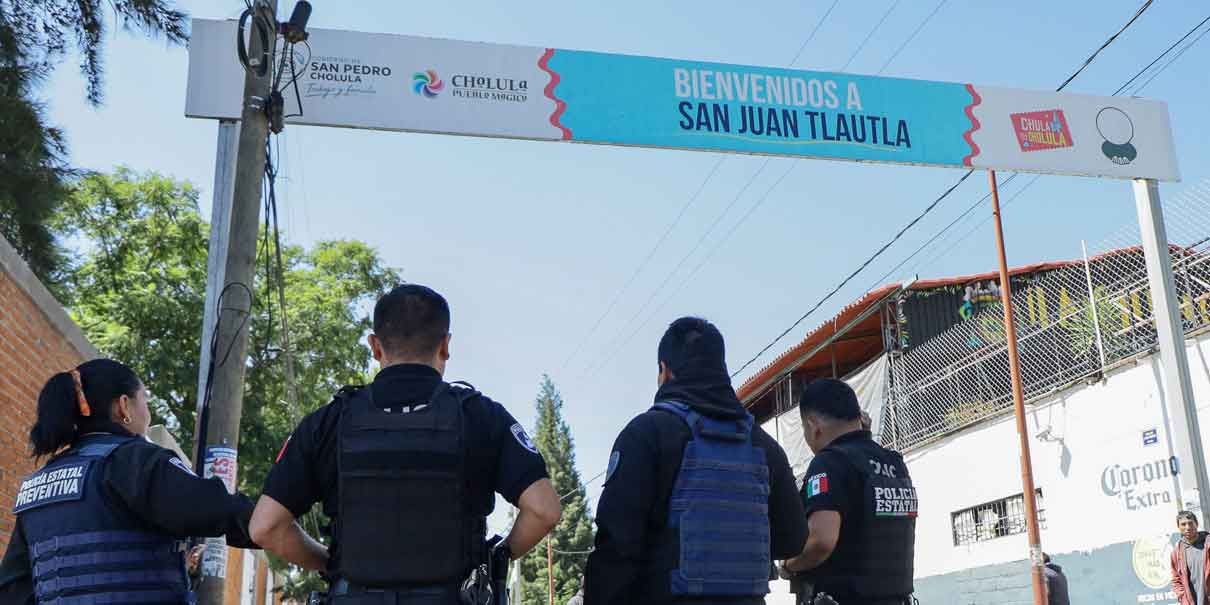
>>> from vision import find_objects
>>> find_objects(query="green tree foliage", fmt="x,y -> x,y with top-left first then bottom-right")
517,376 -> 594,604
0,1 -> 187,287
55,168 -> 400,495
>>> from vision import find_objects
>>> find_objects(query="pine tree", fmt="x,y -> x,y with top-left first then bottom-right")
517,376 -> 594,604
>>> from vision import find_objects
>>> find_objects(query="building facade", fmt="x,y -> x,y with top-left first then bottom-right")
742,235 -> 1210,605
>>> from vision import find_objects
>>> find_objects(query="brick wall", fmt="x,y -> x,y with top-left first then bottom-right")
0,236 -> 98,553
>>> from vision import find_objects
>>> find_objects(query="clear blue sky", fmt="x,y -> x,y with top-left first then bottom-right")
42,0 -> 1210,531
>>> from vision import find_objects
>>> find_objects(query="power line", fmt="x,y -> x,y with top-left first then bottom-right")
580,160 -> 774,378
582,0 -> 951,381
561,468 -> 608,502
729,170 -> 976,379
899,13 -> 1210,277
789,0 -> 843,67
877,0 -> 948,74
592,163 -> 800,377
888,12 -> 1210,285
730,2 -> 1192,381
842,0 -> 905,72
1113,14 -> 1210,95
559,156 -> 726,373
1055,0 -> 1154,91
569,2 -> 852,378
1129,16 -> 1210,94
863,173 -> 1028,291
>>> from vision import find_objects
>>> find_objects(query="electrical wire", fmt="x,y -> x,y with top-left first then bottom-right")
579,159 -> 774,378
876,12 -> 1210,289
877,0 -> 948,74
730,2 -> 1194,381
559,156 -> 726,373
560,468 -> 608,502
729,170 -> 976,379
841,0 -> 905,72
1113,15 -> 1210,95
893,13 -> 1210,280
789,0 -> 843,67
1128,17 -> 1210,94
586,162 -> 799,378
1055,0 -> 1154,92
571,0 -> 895,379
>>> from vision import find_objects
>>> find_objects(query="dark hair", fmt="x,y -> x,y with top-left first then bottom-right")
657,317 -> 726,375
1042,553 -> 1051,564
30,359 -> 141,458
1178,510 -> 1199,525
799,378 -> 861,421
372,284 -> 451,358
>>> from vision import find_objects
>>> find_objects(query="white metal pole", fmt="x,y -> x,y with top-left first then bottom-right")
1133,177 -> 1210,516
1081,240 -> 1108,371
195,119 -> 239,447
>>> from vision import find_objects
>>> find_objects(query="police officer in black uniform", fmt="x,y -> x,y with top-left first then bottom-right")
0,358 -> 258,604
585,317 -> 807,605
249,284 -> 562,604
780,379 -> 916,605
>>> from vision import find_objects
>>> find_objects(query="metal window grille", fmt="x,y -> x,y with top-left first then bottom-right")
877,182 -> 1210,451
951,489 -> 1045,547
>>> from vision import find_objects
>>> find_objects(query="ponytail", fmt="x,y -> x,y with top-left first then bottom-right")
30,359 -> 141,458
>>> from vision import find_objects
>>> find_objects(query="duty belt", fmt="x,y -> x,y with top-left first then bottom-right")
325,579 -> 462,605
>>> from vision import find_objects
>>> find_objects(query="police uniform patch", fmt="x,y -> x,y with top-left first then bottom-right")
168,456 -> 196,476
511,423 -> 539,454
805,473 -> 830,498
604,451 -> 620,484
13,461 -> 91,514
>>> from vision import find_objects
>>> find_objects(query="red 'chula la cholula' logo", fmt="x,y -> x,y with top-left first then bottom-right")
1011,109 -> 1073,152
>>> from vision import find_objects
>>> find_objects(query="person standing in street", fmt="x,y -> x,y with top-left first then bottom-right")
585,317 -> 807,605
249,283 -> 562,604
0,359 -> 258,604
1172,510 -> 1210,605
1041,553 -> 1069,605
780,378 -> 917,605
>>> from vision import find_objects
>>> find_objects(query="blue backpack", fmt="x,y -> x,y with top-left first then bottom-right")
655,401 -> 771,598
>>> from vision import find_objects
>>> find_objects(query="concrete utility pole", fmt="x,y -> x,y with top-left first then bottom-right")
195,2 -> 277,604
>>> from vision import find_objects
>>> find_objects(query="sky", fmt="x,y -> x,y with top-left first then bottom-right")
40,0 -> 1210,533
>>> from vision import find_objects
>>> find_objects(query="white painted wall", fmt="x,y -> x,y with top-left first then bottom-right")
908,331 -> 1210,579
761,330 -> 1210,591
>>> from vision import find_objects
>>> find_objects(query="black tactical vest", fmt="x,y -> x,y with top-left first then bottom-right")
832,438 -> 916,599
336,382 -> 483,587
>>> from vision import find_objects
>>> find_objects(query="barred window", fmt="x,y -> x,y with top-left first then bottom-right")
951,489 -> 1045,546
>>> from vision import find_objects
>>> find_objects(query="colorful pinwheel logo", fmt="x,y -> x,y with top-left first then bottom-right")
412,70 -> 444,98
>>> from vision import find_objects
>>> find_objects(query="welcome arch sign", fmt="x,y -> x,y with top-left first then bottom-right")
186,18 -> 1178,181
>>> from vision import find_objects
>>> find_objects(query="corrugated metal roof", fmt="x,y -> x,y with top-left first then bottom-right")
735,246 -> 1160,405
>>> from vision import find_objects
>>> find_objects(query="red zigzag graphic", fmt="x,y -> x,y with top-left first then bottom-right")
539,49 -> 572,140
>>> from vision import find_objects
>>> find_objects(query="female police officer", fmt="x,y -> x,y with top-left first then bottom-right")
0,358 -> 258,604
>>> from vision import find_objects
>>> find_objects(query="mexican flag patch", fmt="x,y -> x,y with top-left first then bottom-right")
806,473 -> 829,497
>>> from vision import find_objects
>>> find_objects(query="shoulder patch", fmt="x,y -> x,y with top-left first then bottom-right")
604,451 -> 621,484
510,423 -> 539,454
805,472 -> 830,498
168,456 -> 196,476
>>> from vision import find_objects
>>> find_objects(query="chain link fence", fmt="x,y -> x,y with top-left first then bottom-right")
881,182 -> 1210,451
